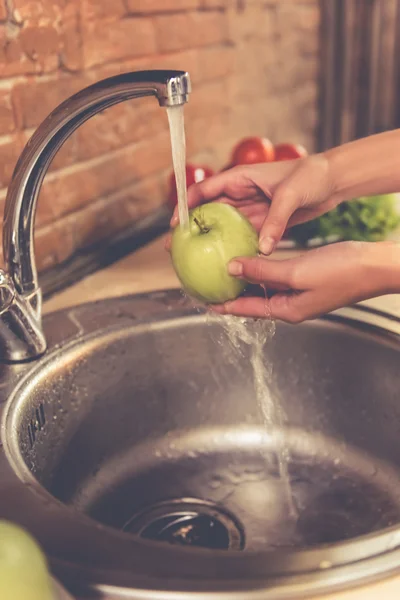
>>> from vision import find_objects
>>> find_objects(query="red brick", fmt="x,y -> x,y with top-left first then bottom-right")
38,131 -> 172,225
144,48 -> 200,84
277,2 -> 320,33
20,24 -> 60,62
0,2 -> 81,76
81,0 -> 126,20
12,50 -> 198,131
185,110 -> 230,157
35,172 -> 165,272
72,196 -> 123,250
35,219 -> 76,272
60,11 -> 83,71
126,0 -> 199,12
12,0 -> 74,22
154,11 -> 227,53
82,17 -> 156,69
227,4 -> 274,43
197,45 -> 235,82
73,175 -> 164,250
0,91 -> 16,134
12,75 -> 89,129
0,31 -> 61,76
0,28 -> 35,77
107,176 -> 165,229
184,80 -> 228,121
0,135 -> 23,189
76,99 -> 168,161
193,11 -> 228,47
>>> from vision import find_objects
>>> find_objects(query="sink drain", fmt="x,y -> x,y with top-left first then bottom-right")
123,498 -> 245,550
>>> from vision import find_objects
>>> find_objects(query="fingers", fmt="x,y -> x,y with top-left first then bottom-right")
164,232 -> 172,251
170,167 -> 252,226
228,256 -> 296,289
170,194 -> 233,230
269,292 -> 309,323
220,255 -> 314,323
211,292 -> 316,324
258,185 -> 301,255
210,297 -> 272,319
166,198 -> 266,253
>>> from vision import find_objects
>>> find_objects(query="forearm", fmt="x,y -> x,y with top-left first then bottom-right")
364,240 -> 400,295
324,129 -> 400,204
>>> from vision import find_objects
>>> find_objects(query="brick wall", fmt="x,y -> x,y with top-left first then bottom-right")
0,0 -> 320,273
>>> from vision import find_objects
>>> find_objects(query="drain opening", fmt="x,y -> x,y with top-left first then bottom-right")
123,498 -> 245,550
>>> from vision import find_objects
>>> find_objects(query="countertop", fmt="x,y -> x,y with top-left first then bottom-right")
44,234 -> 400,600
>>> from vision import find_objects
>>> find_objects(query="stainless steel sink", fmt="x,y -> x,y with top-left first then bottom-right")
1,289 -> 400,599
2,67 -> 399,598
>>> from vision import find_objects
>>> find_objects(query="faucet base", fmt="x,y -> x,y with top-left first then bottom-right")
0,272 -> 46,362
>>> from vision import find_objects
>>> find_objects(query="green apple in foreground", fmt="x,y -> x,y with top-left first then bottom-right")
0,520 -> 53,600
171,203 -> 259,304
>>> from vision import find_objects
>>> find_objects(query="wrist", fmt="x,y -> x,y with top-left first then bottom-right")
362,241 -> 400,296
322,145 -> 351,206
323,130 -> 400,204
314,149 -> 346,207
300,152 -> 340,206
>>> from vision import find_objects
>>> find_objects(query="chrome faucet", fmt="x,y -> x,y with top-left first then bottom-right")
0,70 -> 191,363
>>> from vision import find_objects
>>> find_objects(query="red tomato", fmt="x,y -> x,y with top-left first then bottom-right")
274,143 -> 308,161
167,164 -> 214,208
231,137 -> 275,166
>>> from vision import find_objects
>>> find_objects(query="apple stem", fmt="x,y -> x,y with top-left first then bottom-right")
194,217 -> 210,234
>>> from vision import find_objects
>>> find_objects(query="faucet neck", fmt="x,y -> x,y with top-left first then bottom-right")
0,70 -> 191,361
4,70 -> 190,299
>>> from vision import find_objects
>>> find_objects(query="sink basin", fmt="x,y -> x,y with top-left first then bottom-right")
1,289 -> 400,599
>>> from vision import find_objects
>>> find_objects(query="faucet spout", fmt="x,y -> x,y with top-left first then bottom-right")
0,70 -> 191,362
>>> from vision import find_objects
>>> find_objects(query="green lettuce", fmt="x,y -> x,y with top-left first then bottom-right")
289,193 -> 400,247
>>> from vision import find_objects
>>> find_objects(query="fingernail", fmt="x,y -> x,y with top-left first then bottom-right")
228,260 -> 243,276
259,236 -> 275,255
170,210 -> 179,225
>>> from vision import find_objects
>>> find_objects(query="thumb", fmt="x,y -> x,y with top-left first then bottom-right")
259,186 -> 301,255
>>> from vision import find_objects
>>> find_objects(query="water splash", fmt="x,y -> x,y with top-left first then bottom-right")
206,306 -> 297,520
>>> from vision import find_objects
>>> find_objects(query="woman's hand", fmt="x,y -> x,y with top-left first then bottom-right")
169,155 -> 338,254
169,129 -> 400,255
210,241 -> 400,323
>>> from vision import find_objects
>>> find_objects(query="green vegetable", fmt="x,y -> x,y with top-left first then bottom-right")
289,193 -> 400,247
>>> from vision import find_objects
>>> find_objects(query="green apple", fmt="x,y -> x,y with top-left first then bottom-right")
0,520 -> 53,600
171,203 -> 258,303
